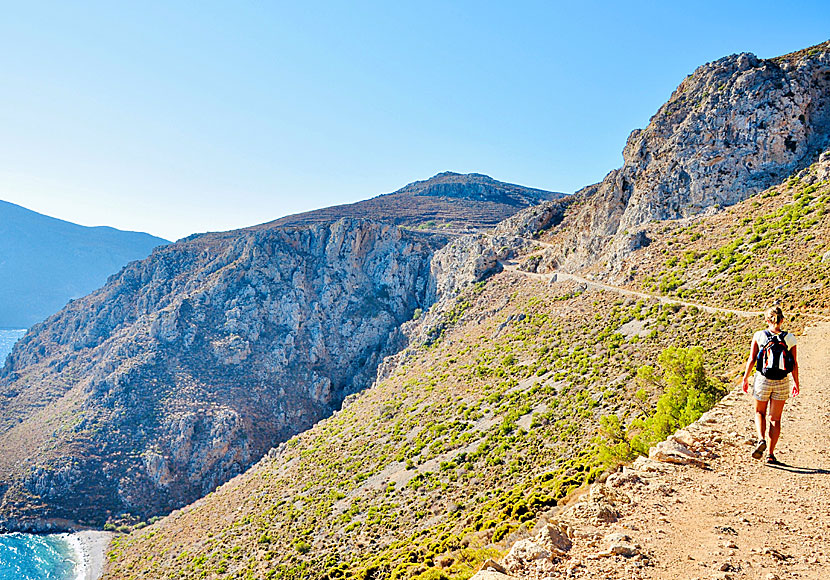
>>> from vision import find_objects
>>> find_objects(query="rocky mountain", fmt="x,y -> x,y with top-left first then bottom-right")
548,41 -> 830,271
267,172 -> 565,230
0,219 -> 443,530
1,41 -> 829,580
0,200 -> 169,328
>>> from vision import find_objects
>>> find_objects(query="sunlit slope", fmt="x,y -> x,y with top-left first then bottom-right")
106,272 -> 753,579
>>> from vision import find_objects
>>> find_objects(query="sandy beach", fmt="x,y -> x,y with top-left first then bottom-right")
67,531 -> 115,580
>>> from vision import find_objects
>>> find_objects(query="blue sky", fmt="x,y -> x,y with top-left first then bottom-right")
1,1 -> 828,241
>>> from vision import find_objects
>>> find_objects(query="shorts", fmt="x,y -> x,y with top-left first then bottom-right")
753,373 -> 790,402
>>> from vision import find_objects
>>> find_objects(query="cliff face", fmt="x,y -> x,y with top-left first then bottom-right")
555,42 -> 830,269
0,219 -> 440,530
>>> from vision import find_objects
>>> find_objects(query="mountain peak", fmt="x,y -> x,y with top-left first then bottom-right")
266,173 -> 566,229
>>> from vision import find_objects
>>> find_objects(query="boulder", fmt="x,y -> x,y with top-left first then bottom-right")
649,439 -> 706,467
502,539 -> 555,575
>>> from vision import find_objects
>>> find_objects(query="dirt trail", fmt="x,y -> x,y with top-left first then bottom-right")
607,321 -> 830,580
497,321 -> 830,580
487,257 -> 830,579
500,260 -> 763,318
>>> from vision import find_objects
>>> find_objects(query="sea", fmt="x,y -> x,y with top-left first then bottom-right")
0,329 -> 26,367
0,534 -> 79,580
1,330 -> 81,580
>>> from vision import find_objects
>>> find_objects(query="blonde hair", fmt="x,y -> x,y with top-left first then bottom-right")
765,306 -> 784,325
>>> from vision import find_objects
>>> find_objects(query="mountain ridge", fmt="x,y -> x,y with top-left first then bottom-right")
0,199 -> 169,328
265,172 -> 566,230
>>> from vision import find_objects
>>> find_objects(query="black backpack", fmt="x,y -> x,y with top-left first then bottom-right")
756,330 -> 794,380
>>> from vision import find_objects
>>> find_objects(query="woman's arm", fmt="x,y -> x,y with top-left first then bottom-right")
790,345 -> 799,396
742,338 -> 759,393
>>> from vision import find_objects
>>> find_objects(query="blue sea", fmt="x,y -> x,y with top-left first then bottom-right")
0,329 -> 26,368
0,534 -> 79,580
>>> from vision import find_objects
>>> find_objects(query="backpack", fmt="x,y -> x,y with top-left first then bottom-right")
756,330 -> 794,380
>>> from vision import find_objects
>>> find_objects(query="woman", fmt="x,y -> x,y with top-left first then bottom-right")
741,306 -> 800,464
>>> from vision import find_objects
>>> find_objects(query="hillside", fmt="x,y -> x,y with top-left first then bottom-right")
104,162 -> 829,579
481,321 -> 830,580
100,41 -> 830,579
266,172 -> 566,230
1,40 -> 829,579
0,220 -> 443,531
0,200 -> 169,328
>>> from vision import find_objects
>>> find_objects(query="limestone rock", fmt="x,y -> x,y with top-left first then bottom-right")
477,558 -> 507,574
549,43 -> 830,271
598,532 -> 640,558
502,539 -> 555,575
535,521 -> 573,556
649,439 -> 706,467
0,218 -> 441,528
562,483 -> 626,525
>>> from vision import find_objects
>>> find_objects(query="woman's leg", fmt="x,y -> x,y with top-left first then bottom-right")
768,399 -> 786,456
755,399 -> 769,442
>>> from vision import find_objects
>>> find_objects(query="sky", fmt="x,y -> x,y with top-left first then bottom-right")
1,1 -> 828,241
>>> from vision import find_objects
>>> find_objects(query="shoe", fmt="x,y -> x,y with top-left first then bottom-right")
752,439 -> 767,459
766,454 -> 780,465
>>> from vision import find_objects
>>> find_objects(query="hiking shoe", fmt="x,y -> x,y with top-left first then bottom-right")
752,439 -> 767,459
766,454 -> 780,465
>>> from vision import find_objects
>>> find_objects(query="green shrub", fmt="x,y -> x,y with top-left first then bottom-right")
596,346 -> 726,465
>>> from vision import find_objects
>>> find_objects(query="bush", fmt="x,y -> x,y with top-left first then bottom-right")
596,346 -> 725,465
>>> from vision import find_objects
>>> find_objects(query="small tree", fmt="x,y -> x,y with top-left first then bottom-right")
596,346 -> 725,465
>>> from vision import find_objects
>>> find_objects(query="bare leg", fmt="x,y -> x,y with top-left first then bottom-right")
755,399 -> 768,442
768,399 -> 786,455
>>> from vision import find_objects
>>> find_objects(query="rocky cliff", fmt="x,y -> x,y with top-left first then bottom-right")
0,219 -> 441,530
549,41 -> 830,271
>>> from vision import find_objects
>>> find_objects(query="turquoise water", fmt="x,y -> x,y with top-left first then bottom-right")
0,328 -> 26,368
0,534 -> 78,580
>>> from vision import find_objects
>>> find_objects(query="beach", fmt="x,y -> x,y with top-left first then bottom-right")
67,531 -> 114,580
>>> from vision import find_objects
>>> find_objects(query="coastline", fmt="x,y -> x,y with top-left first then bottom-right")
66,531 -> 115,580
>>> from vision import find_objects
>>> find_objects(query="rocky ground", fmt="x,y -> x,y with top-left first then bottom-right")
479,321 -> 830,580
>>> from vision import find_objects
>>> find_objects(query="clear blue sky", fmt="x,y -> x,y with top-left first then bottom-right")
1,1 -> 828,241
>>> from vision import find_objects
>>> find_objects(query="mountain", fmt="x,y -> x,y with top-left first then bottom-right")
0,170 -> 566,532
550,41 -> 830,272
0,219 -> 443,530
0,200 -> 169,328
267,172 -> 566,230
104,148 -> 830,580
0,40 -> 828,580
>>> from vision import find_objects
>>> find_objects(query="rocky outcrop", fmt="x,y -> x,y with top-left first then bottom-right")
0,219 -> 441,530
553,41 -> 830,270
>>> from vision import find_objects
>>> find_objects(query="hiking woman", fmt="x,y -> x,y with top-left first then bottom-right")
741,306 -> 799,464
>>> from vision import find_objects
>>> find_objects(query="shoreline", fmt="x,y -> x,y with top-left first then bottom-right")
65,531 -> 115,580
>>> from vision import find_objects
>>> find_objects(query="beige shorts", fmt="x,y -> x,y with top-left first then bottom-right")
753,373 -> 790,402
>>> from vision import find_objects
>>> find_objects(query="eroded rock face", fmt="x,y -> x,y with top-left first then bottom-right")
0,219 -> 440,529
556,42 -> 830,270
